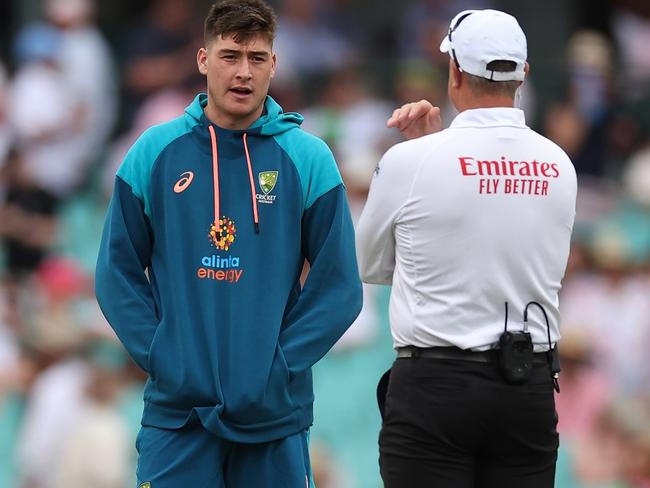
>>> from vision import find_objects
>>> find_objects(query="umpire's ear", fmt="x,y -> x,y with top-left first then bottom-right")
450,58 -> 463,89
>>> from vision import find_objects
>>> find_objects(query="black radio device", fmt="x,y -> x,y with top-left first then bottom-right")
498,303 -> 533,384
498,301 -> 561,392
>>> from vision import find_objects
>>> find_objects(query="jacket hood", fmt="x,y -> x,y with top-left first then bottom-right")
185,93 -> 304,136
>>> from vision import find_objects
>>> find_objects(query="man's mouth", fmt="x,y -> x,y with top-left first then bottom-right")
230,87 -> 253,96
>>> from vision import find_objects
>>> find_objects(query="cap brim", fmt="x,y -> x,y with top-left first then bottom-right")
440,36 -> 451,53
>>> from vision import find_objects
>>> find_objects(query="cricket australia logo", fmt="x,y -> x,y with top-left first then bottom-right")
257,171 -> 278,204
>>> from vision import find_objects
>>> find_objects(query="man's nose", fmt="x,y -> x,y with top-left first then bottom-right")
236,59 -> 252,79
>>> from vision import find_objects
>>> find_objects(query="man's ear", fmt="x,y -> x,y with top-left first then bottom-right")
450,59 -> 462,88
197,47 -> 208,76
270,52 -> 276,79
516,62 -> 530,88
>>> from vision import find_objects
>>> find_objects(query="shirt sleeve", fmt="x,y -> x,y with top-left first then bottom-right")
356,143 -> 418,284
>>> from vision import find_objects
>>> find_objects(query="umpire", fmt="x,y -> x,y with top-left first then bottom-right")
356,9 -> 577,488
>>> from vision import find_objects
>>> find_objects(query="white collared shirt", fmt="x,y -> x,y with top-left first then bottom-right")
356,108 -> 577,351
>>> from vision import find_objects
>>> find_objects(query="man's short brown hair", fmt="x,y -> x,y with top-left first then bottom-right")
465,60 -> 521,98
204,0 -> 277,45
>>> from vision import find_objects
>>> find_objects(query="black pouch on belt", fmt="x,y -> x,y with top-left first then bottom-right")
498,330 -> 533,384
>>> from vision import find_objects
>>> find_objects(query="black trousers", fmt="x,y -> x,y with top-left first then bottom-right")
378,356 -> 559,488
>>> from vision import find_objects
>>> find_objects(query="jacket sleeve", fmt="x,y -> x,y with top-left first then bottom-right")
279,184 -> 363,377
95,176 -> 158,371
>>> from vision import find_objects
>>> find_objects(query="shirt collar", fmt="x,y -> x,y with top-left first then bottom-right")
449,107 -> 527,129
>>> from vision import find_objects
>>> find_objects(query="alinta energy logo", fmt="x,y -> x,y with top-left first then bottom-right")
256,170 -> 278,204
196,216 -> 243,283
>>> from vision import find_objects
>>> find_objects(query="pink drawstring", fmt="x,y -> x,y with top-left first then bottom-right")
207,126 -> 260,235
208,126 -> 220,228
243,133 -> 260,233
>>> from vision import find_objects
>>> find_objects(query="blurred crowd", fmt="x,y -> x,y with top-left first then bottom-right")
0,0 -> 649,487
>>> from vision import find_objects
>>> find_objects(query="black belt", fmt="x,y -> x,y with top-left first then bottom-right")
396,346 -> 549,365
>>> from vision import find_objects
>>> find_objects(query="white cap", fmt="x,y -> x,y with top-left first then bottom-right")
439,9 -> 527,82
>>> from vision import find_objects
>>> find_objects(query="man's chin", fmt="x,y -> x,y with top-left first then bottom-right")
226,101 -> 263,118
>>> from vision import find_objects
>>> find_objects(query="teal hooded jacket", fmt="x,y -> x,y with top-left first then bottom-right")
96,94 -> 363,442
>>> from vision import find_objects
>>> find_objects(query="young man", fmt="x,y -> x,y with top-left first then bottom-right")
357,10 -> 577,488
95,1 -> 362,486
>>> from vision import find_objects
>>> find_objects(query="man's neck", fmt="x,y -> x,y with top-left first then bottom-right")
455,93 -> 515,112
